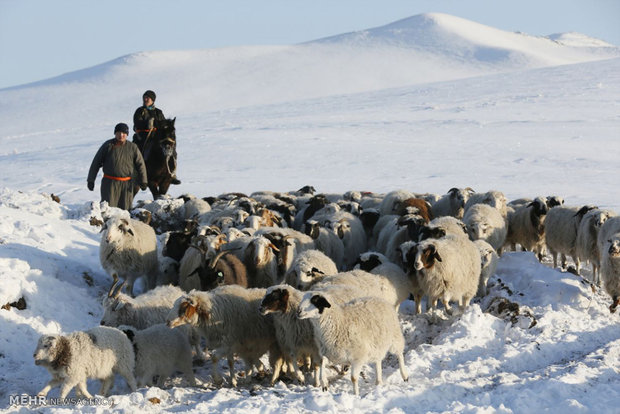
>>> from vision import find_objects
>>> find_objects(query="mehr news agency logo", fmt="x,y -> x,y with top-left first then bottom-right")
9,394 -> 114,407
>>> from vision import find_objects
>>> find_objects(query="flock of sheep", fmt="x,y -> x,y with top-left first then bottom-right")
33,186 -> 620,398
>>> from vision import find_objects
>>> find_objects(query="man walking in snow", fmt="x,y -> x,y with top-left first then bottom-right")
87,123 -> 148,210
133,90 -> 181,184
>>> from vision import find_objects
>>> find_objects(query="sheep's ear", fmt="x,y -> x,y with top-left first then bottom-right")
127,228 -> 135,236
431,245 -> 442,262
311,294 -> 331,314
122,329 -> 135,342
310,267 -> 325,276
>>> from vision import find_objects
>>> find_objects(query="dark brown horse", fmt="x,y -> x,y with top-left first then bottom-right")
135,117 -> 177,199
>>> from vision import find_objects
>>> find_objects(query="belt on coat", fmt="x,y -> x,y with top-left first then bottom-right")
103,174 -> 132,181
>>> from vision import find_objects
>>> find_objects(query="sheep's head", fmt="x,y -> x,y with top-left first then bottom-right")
295,265 -> 325,291
167,294 -> 209,328
414,243 -> 442,272
100,282 -> 132,326
546,196 -> 564,209
417,225 -> 446,242
607,236 -> 620,258
304,220 -> 321,240
259,287 -> 290,315
467,221 -> 489,241
297,292 -> 331,319
448,187 -> 473,209
33,335 -> 70,369
102,217 -> 135,246
354,253 -> 383,272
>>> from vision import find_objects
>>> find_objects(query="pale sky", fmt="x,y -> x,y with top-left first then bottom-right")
1,0 -> 619,89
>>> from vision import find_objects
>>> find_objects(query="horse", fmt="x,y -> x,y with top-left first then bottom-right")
135,117 -> 177,199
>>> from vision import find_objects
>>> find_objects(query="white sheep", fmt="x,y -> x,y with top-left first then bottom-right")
315,211 -> 367,270
464,190 -> 508,219
306,269 -> 414,310
463,203 -> 507,253
181,194 -> 212,219
473,239 -> 499,297
545,205 -> 597,273
297,291 -> 409,395
408,234 -> 481,314
99,216 -> 158,296
33,326 -> 137,398
576,208 -> 616,285
430,187 -> 474,219
304,219 -> 345,270
285,249 -> 338,289
418,216 -> 468,241
504,197 -> 548,260
259,285 -> 322,386
100,284 -> 206,360
119,324 -> 196,388
377,189 -> 416,216
166,285 -> 282,387
597,217 -> 620,311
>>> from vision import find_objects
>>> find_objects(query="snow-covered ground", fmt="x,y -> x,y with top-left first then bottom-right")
1,13 -> 619,413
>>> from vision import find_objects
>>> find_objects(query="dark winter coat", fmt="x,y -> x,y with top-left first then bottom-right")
87,139 -> 147,210
133,106 -> 166,145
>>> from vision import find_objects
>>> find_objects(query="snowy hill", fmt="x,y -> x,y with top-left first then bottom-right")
1,12 -> 620,413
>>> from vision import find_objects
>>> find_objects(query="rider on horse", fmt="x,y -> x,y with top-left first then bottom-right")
133,90 -> 181,185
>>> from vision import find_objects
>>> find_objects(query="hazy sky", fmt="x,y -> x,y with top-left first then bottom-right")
1,0 -> 619,89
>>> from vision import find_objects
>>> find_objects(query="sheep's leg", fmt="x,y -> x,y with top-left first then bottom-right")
77,382 -> 93,399
117,366 -> 137,392
59,381 -> 76,399
320,356 -> 329,391
561,253 -> 567,270
99,376 -> 114,396
270,355 -> 285,385
181,358 -> 196,386
313,360 -> 321,388
350,363 -> 361,396
375,360 -> 383,386
397,353 -> 409,381
460,295 -> 472,312
551,251 -> 558,268
290,356 -> 306,385
210,349 -> 227,386
414,294 -> 423,314
574,257 -> 581,274
227,355 -> 237,387
442,296 -> 453,316
38,378 -> 63,397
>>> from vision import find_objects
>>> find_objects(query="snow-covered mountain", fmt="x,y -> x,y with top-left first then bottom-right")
1,13 -> 620,413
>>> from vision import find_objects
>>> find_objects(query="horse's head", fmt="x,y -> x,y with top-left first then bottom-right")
156,117 -> 176,157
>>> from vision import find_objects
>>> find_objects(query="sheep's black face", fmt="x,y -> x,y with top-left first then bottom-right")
358,254 -> 382,272
310,294 -> 331,314
260,288 -> 289,315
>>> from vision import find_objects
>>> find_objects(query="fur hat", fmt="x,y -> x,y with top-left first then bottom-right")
143,90 -> 156,102
114,123 -> 129,134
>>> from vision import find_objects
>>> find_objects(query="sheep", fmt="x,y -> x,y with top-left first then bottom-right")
259,285 -> 322,386
285,249 -> 338,289
181,194 -> 212,219
163,219 -> 199,262
304,219 -> 345,270
392,197 -> 434,222
473,239 -> 499,297
119,324 -> 196,388
463,203 -> 508,253
178,233 -> 228,291
378,189 -> 416,216
430,187 -> 474,219
195,250 -> 249,291
33,326 -> 137,398
384,214 -> 428,265
256,227 -> 316,279
397,241 -> 426,314
297,291 -> 409,395
166,285 -> 282,387
576,209 -> 616,285
99,216 -> 158,296
404,234 -> 481,314
504,197 -> 548,260
464,190 -> 508,218
417,216 -> 468,242
304,269 -> 414,310
318,211 -> 367,270
100,283 -> 206,360
509,195 -> 564,210
597,217 -> 620,311
545,205 -> 597,273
